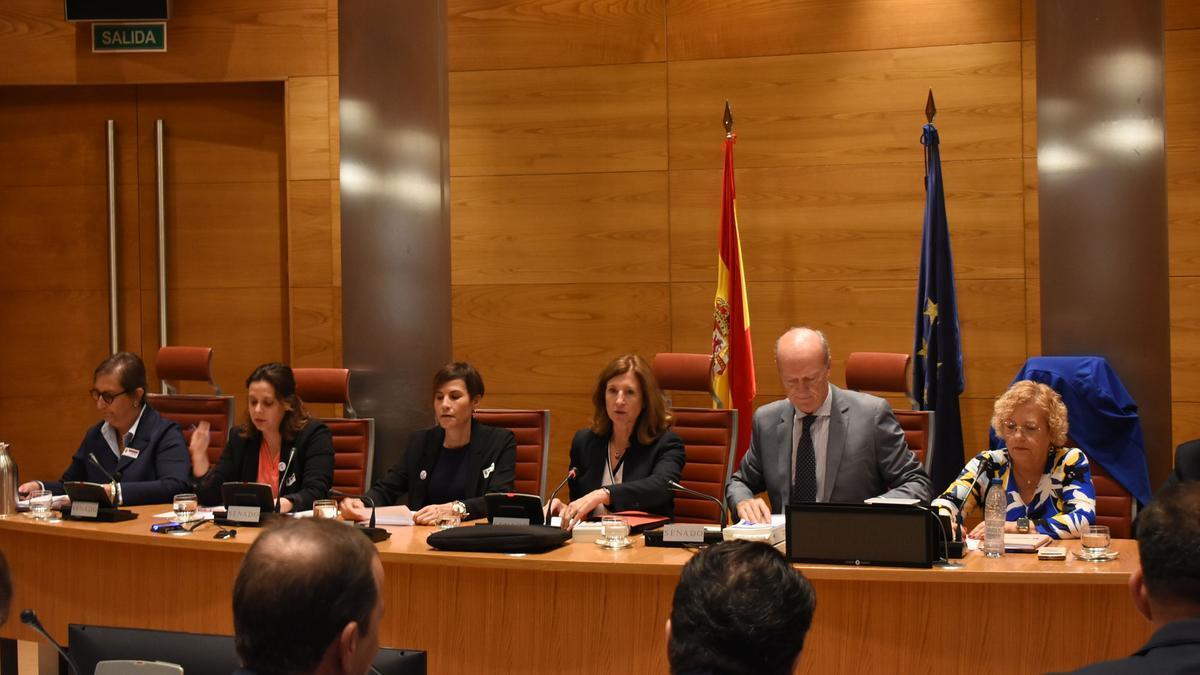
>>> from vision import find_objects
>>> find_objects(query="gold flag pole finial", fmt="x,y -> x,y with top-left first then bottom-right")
925,88 -> 937,124
723,100 -> 733,138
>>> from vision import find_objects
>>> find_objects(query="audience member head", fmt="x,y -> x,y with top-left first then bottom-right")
1130,482 -> 1200,628
667,540 -> 816,675
239,363 -> 310,440
775,327 -> 832,415
590,353 -> 672,445
233,518 -> 384,675
0,551 -> 11,626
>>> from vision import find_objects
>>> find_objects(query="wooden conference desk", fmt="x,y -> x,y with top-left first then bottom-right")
0,508 -> 1151,675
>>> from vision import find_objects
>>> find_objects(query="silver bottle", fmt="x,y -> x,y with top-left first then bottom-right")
0,442 -> 17,517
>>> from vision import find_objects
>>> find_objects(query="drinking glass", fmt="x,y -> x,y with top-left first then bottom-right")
313,499 -> 339,519
29,489 -> 54,521
601,516 -> 630,547
1081,525 -> 1110,557
437,512 -> 461,530
173,493 -> 199,523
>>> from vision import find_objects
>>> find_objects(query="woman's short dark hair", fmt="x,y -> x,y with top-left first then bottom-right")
233,518 -> 379,674
590,353 -> 672,445
238,363 -> 310,440
432,362 -> 485,400
94,352 -> 148,407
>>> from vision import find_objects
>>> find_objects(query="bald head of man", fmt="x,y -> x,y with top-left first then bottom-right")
233,518 -> 385,675
775,327 -> 832,415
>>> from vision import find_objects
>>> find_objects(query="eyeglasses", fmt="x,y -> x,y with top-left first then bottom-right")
89,388 -> 130,405
1001,420 -> 1043,438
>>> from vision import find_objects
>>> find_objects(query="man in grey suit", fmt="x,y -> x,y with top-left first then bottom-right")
727,327 -> 932,523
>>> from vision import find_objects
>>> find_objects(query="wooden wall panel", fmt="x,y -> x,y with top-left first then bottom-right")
448,0 -> 666,71
161,182 -> 284,289
289,179 -> 335,287
669,159 -> 1024,283
669,279 -> 1026,401
1167,30 -> 1200,276
1022,40 -> 1037,156
451,172 -> 669,285
290,286 -> 338,367
449,63 -> 668,176
666,0 -> 1019,61
453,283 -> 672,394
667,43 -> 1022,170
1167,0 -> 1200,31
1171,276 -> 1200,403
0,396 -> 99,492
1173,402 -> 1200,454
0,0 -> 328,85
287,76 -> 333,181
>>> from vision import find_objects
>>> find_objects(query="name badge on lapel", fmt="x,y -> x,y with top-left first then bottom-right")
285,474 -> 297,487
482,462 -> 495,479
121,447 -> 140,460
419,470 -> 428,481
278,461 -> 287,472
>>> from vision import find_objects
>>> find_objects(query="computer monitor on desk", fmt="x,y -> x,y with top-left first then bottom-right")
68,624 -> 427,675
785,502 -> 938,568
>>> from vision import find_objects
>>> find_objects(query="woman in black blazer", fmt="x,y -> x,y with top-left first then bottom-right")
189,363 -> 333,513
549,354 -> 686,530
338,362 -> 516,525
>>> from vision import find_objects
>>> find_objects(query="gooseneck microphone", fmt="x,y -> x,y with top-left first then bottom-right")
944,451 -> 1007,540
275,447 -> 296,513
87,452 -> 123,484
329,489 -> 390,542
20,609 -> 80,675
544,467 -> 577,521
668,480 -> 729,528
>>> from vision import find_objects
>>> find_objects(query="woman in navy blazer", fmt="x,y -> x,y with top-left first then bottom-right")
339,362 -> 516,525
18,352 -> 191,506
550,354 -> 686,530
189,363 -> 333,513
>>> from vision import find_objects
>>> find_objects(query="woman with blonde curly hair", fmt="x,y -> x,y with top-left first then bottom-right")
932,380 -> 1096,539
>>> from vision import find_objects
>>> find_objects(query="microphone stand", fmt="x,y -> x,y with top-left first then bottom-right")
643,481 -> 727,548
20,609 -> 79,675
668,480 -> 728,528
330,489 -> 391,542
543,468 -> 576,524
275,447 -> 296,514
936,452 -> 1005,567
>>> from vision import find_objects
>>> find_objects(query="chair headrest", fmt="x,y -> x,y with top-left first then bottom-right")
652,353 -> 713,393
845,352 -> 910,394
156,347 -> 218,391
293,368 -> 353,411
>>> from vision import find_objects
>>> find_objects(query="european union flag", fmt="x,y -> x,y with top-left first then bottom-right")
914,121 -> 966,493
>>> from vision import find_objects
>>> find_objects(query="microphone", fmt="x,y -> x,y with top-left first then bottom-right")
275,447 -> 296,513
87,452 -> 122,484
544,467 -> 577,522
668,480 -> 728,528
87,452 -> 124,505
940,450 -> 1007,541
21,609 -> 79,675
329,489 -> 390,542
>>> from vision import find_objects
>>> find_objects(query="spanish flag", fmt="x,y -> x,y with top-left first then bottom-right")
711,129 -> 757,467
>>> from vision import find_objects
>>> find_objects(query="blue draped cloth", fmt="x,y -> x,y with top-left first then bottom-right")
988,356 -> 1152,505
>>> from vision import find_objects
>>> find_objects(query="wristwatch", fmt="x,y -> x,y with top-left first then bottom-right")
1016,517 -> 1030,534
451,501 -> 467,518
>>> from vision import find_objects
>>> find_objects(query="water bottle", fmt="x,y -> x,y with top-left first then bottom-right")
0,442 -> 17,518
983,476 -> 1005,558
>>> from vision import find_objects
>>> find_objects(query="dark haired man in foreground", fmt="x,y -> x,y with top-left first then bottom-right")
668,540 -> 816,675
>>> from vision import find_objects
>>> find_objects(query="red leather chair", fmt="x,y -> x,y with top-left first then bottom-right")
844,352 -> 933,467
146,346 -> 234,466
473,409 -> 550,498
1065,435 -> 1135,538
293,368 -> 374,495
651,353 -> 737,525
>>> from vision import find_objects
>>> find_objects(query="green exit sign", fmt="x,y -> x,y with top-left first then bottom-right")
92,22 -> 167,52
